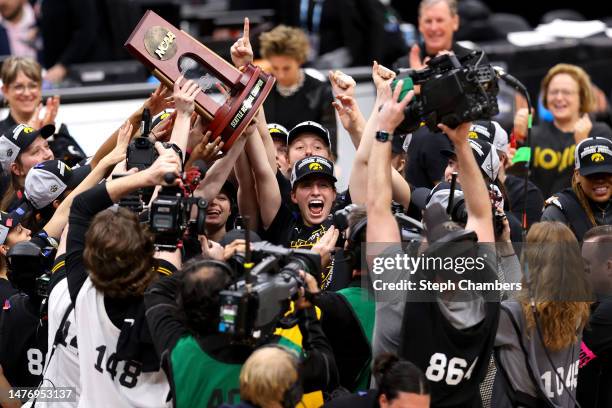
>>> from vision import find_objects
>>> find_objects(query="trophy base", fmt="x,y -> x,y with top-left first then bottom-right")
207,64 -> 274,152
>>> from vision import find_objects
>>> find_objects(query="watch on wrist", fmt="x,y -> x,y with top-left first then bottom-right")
375,130 -> 393,143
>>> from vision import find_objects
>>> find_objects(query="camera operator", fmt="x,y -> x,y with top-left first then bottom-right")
541,137 -> 612,241
315,205 -> 375,392
64,143 -> 183,407
577,226 -> 612,408
367,79 -> 500,407
324,353 -> 430,408
144,255 -> 338,408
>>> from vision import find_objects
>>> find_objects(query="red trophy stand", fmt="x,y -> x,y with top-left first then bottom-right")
125,10 -> 275,152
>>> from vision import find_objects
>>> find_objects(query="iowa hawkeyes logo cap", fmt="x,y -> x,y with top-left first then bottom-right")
575,137 -> 612,176
290,155 -> 337,188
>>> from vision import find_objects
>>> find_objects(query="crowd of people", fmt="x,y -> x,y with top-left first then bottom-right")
0,0 -> 610,407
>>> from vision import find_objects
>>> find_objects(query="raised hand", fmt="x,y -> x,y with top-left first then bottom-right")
437,121 -> 473,147
513,108 -> 529,143
100,121 -> 133,168
190,132 -> 224,165
150,110 -> 176,142
377,80 -> 414,133
574,113 -> 593,143
173,76 -> 201,116
409,44 -> 426,70
311,225 -> 339,269
328,70 -> 356,98
332,95 -> 362,134
143,84 -> 172,116
230,17 -> 254,69
28,96 -> 60,129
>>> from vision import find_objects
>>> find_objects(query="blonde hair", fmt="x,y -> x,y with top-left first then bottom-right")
259,25 -> 310,65
541,63 -> 597,114
1,56 -> 42,86
240,347 -> 299,406
519,222 -> 592,351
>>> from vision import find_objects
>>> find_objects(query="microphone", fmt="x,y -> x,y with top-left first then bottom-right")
493,66 -> 527,92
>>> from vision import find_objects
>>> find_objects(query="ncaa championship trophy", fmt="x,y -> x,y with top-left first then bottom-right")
125,10 -> 275,152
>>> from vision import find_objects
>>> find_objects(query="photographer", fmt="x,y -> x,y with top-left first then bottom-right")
316,205 -> 375,392
144,256 -> 338,408
64,143 -> 183,407
367,79 -> 499,407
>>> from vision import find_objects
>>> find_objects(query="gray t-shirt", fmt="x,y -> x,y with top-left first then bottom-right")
493,301 -> 581,407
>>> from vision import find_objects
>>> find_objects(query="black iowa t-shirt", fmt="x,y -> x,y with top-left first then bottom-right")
263,203 -> 336,289
529,121 -> 612,198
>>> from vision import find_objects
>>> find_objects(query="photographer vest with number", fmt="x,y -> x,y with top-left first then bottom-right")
397,237 -> 500,407
75,278 -> 170,408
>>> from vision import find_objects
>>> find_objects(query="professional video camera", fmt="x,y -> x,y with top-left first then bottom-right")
149,184 -> 208,250
218,241 -> 321,344
395,51 -> 499,133
7,240 -> 56,320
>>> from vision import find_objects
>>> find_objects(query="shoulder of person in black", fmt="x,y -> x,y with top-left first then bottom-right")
0,292 -> 46,387
0,279 -> 18,306
317,282 -> 371,391
504,174 -> 544,229
323,389 -> 378,408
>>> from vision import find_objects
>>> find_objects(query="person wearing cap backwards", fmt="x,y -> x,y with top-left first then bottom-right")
541,137 -> 612,241
23,159 -> 90,230
0,122 -> 55,211
467,120 -> 544,230
441,135 -> 523,243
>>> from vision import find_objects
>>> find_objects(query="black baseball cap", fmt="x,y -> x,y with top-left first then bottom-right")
268,123 -> 289,144
575,137 -> 612,176
0,123 -> 55,172
0,202 -> 30,245
24,160 -> 90,209
290,156 -> 337,188
287,121 -> 331,148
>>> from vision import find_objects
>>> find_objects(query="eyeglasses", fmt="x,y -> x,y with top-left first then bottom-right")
10,82 -> 40,94
547,89 -> 578,97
